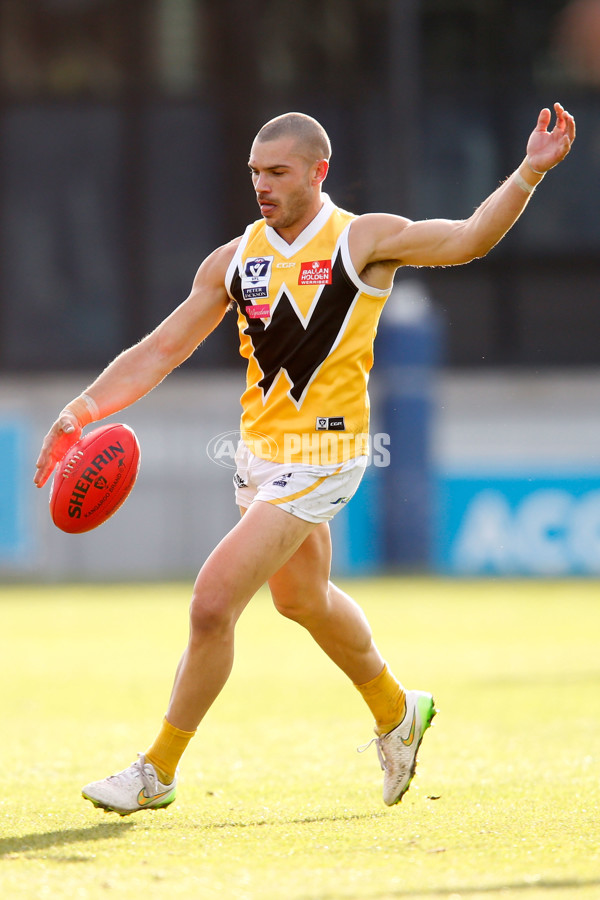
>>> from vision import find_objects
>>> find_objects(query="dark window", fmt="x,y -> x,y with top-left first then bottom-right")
0,0 -> 598,370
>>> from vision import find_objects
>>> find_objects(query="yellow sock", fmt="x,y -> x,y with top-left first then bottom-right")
145,717 -> 196,784
354,664 -> 406,736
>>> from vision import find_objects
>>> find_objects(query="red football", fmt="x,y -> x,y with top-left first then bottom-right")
49,423 -> 141,534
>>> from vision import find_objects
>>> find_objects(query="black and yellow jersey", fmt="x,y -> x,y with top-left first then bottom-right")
225,194 -> 391,464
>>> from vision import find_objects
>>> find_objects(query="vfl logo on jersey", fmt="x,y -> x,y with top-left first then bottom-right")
299,260 -> 332,285
242,256 -> 273,301
316,417 -> 345,431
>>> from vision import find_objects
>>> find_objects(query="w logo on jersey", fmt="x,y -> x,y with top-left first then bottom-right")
231,254 -> 358,407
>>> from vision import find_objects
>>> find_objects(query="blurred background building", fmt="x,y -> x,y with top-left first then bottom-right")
1,0 -> 599,579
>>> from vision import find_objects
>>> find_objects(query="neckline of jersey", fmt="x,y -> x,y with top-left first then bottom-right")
263,193 -> 335,259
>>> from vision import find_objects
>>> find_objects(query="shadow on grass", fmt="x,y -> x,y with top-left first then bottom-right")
307,878 -> 600,898
0,821 -> 135,858
198,810 -> 388,830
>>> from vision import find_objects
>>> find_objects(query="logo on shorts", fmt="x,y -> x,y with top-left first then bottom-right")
233,472 -> 247,489
330,497 -> 350,505
316,416 -> 346,431
242,256 -> 273,301
299,260 -> 332,285
272,473 -> 292,488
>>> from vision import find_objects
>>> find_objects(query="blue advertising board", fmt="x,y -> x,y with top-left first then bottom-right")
0,421 -> 30,564
434,473 -> 600,576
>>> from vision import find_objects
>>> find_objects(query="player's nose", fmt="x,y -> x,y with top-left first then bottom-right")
254,173 -> 271,194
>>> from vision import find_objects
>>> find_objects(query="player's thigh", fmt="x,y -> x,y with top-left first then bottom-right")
194,499 -> 317,614
268,522 -> 332,618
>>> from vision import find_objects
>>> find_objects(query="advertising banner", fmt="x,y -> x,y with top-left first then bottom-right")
435,473 -> 600,576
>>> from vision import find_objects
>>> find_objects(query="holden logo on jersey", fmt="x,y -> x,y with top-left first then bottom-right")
299,260 -> 332,285
242,256 -> 274,301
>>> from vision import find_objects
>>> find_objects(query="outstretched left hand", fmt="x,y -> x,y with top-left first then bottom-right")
526,102 -> 576,174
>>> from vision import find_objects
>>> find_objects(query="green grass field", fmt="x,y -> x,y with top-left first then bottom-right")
1,578 -> 598,900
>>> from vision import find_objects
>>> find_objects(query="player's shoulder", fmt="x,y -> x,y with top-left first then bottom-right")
210,235 -> 244,268
194,236 -> 243,285
351,211 -> 412,235
348,212 -> 412,259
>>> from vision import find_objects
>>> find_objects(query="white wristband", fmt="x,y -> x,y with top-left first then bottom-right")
513,172 -> 536,194
81,392 -> 100,421
526,157 -> 546,176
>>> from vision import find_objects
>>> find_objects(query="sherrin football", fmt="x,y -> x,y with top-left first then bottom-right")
50,423 -> 141,534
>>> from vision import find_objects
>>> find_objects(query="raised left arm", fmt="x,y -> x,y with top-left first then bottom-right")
353,103 -> 575,273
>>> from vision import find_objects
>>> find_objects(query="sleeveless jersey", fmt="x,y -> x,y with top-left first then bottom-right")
225,194 -> 391,465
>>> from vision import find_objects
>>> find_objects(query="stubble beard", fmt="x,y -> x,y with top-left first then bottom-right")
265,183 -> 313,231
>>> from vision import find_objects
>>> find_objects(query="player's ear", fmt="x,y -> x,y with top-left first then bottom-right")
312,159 -> 329,185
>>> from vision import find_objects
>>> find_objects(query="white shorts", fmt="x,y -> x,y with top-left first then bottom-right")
234,440 -> 367,524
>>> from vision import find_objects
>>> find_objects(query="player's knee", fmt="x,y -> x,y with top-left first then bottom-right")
271,585 -> 327,624
189,582 -> 236,638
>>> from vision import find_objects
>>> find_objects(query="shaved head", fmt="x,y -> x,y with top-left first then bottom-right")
255,112 -> 331,164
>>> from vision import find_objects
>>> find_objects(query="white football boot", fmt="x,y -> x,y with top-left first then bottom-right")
82,754 -> 177,816
367,689 -> 436,806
